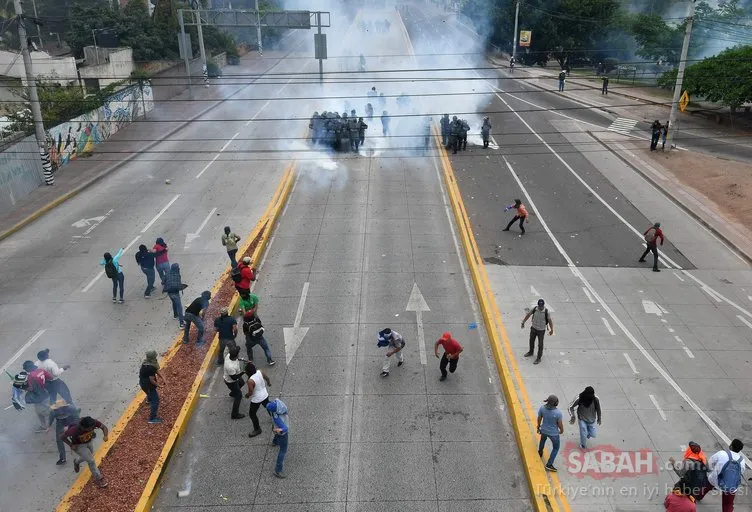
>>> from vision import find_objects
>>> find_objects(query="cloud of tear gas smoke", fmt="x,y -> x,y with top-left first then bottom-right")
266,0 -> 499,180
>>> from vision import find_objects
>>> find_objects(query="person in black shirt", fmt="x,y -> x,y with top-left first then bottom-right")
49,399 -> 80,465
139,351 -> 166,424
214,306 -> 238,365
184,291 -> 211,344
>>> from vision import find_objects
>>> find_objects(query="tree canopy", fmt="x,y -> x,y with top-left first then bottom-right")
657,44 -> 752,110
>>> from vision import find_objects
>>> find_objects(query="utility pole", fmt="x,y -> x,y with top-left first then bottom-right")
14,0 -> 54,185
192,0 -> 208,87
178,9 -> 193,99
666,0 -> 695,152
255,0 -> 262,55
30,0 -> 43,48
511,0 -> 520,61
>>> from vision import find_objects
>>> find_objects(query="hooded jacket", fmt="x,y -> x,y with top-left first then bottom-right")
163,263 -> 182,293
153,238 -> 169,265
267,398 -> 289,435
135,246 -> 155,269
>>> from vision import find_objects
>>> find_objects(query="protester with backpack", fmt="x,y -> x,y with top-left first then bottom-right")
521,299 -> 554,364
221,226 -> 241,267
266,398 -> 289,478
639,222 -> 664,272
669,442 -> 710,500
163,263 -> 185,327
699,438 -> 746,511
135,245 -> 156,298
378,328 -> 405,377
243,311 -> 275,366
101,249 -> 125,303
233,256 -> 256,296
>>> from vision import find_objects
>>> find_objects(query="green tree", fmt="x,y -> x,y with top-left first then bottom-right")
629,13 -> 684,64
657,45 -> 752,112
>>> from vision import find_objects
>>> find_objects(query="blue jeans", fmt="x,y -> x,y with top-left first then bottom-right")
558,80 -> 565,92
184,312 -> 204,344
142,386 -> 159,420
141,266 -> 156,296
245,335 -> 273,363
111,273 -> 124,300
273,433 -> 288,473
168,292 -> 183,324
538,433 -> 560,467
579,419 -> 596,448
156,262 -> 170,285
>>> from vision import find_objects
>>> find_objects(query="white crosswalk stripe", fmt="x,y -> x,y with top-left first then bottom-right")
608,117 -> 638,135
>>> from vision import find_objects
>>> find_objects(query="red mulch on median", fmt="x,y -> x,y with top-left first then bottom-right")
66,226 -> 266,512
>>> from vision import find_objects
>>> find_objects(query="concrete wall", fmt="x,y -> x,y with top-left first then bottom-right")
213,52 -> 227,68
149,58 -> 205,102
0,50 -> 77,85
79,48 -> 136,89
46,82 -> 153,170
0,134 -> 44,216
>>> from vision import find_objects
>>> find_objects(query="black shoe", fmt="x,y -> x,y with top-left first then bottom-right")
653,268 -> 661,272
439,375 -> 447,381
502,228 -> 510,232
231,414 -> 246,420
638,259 -> 646,263
248,429 -> 262,437
545,464 -> 558,472
268,360 -> 276,366
56,458 -> 66,465
533,358 -> 541,365
380,371 -> 389,378
538,450 -> 543,457
397,361 -> 403,367
523,351 -> 533,357
274,471 -> 286,479
73,460 -> 80,473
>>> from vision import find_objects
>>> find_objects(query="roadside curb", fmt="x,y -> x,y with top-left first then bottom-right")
431,122 -> 569,512
589,132 -> 752,265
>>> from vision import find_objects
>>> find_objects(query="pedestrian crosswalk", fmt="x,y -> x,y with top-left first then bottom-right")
608,117 -> 638,136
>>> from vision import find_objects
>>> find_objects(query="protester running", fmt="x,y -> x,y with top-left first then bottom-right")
434,332 -> 463,381
221,226 -> 241,267
567,386 -> 601,449
639,222 -> 665,272
537,395 -> 564,472
61,416 -> 109,488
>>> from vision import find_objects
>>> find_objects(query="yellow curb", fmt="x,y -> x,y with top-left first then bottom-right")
432,123 -> 570,512
134,163 -> 296,512
54,163 -> 295,512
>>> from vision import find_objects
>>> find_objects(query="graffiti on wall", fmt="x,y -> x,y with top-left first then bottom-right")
46,82 -> 154,170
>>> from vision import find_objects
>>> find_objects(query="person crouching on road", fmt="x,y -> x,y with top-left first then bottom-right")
537,394 -> 564,472
266,398 -> 290,479
183,291 -> 211,345
139,350 -> 166,424
434,332 -> 463,381
503,199 -> 528,235
245,362 -> 271,438
567,386 -> 601,449
61,416 -> 109,488
378,328 -> 405,377
215,306 -> 238,366
223,346 -> 246,420
101,249 -> 125,303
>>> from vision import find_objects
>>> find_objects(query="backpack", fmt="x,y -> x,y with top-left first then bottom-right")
104,260 -> 118,279
644,228 -> 657,243
718,451 -> 743,493
243,315 -> 264,338
680,459 -> 708,495
230,265 -> 242,283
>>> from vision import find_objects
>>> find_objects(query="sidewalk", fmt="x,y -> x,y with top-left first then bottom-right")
0,53 -> 277,242
493,57 -> 752,151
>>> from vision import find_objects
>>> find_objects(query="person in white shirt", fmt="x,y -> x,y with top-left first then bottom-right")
699,438 -> 746,510
245,362 -> 271,438
35,349 -> 73,405
223,346 -> 246,420
379,328 -> 405,377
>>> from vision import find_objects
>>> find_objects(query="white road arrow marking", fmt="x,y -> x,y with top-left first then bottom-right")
406,282 -> 430,365
184,208 -> 217,249
72,216 -> 107,228
283,282 -> 310,365
642,299 -> 669,317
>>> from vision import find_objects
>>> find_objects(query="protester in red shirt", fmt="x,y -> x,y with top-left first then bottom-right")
61,416 -> 109,488
434,332 -> 463,381
22,360 -> 53,432
639,222 -> 665,272
664,483 -> 696,512
236,256 -> 256,296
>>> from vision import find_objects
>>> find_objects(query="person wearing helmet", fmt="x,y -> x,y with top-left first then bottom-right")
481,117 -> 492,148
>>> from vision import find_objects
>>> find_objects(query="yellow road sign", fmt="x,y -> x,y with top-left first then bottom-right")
679,90 -> 689,112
